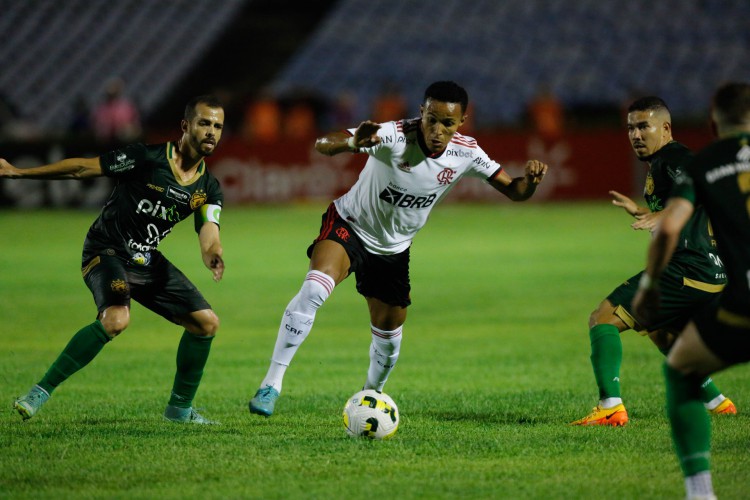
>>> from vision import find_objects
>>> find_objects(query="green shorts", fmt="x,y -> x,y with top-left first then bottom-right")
693,303 -> 750,365
607,268 -> 723,334
82,253 -> 211,323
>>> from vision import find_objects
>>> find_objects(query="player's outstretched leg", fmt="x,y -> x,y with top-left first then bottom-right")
249,271 -> 335,417
13,320 -> 111,421
571,324 -> 629,426
14,385 -> 50,421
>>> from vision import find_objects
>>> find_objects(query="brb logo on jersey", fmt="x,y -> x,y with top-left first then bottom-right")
379,186 -> 436,209
437,168 -> 455,186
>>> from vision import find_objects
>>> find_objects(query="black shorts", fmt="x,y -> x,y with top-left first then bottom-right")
692,302 -> 750,365
307,204 -> 411,307
608,269 -> 722,334
81,252 -> 211,323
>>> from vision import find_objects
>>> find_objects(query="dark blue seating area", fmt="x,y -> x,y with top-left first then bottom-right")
271,0 -> 750,127
0,0 -> 244,132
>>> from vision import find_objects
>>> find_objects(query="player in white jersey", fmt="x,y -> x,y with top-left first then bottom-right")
248,81 -> 548,416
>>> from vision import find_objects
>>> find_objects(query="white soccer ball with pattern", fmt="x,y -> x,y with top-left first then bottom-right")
342,389 -> 399,439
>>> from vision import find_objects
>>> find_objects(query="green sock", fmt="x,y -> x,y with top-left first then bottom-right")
698,377 -> 722,405
664,362 -> 711,476
168,331 -> 214,408
38,320 -> 111,394
658,347 -> 722,404
589,324 -> 622,400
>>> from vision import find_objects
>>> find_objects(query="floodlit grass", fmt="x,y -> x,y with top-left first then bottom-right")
1,203 -> 748,499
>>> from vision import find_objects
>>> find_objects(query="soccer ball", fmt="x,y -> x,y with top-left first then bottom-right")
342,389 -> 399,439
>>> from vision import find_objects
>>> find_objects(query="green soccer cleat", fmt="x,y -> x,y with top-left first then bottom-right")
163,405 -> 219,425
248,385 -> 279,417
14,385 -> 50,421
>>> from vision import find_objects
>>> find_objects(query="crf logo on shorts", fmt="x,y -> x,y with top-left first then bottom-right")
336,227 -> 351,241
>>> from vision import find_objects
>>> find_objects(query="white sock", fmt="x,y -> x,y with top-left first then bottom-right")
260,271 -> 334,392
685,471 -> 714,499
600,397 -> 623,408
364,325 -> 402,392
703,393 -> 725,411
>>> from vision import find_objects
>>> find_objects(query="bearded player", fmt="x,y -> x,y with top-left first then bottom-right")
2,95 -> 226,424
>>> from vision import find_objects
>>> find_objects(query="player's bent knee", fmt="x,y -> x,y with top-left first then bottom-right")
588,300 -> 622,330
180,309 -> 219,337
196,310 -> 220,337
99,306 -> 130,337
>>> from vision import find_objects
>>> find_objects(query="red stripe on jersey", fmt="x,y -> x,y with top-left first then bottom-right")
402,119 -> 419,133
451,134 -> 477,148
306,273 -> 334,295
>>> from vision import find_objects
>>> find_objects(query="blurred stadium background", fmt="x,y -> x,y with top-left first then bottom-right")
1,0 -> 749,207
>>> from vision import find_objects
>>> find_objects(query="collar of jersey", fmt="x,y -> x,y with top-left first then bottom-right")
167,141 -> 205,186
417,127 -> 445,159
641,140 -> 678,163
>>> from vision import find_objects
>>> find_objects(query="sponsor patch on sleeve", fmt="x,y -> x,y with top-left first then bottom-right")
201,203 -> 222,225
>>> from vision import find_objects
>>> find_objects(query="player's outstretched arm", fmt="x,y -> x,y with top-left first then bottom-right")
199,222 -> 224,282
488,160 -> 548,201
0,157 -> 102,180
609,190 -> 650,217
314,120 -> 381,156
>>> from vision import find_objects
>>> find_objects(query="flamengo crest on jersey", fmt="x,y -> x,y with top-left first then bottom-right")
334,118 -> 502,254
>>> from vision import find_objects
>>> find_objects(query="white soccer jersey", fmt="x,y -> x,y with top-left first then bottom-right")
334,118 -> 503,254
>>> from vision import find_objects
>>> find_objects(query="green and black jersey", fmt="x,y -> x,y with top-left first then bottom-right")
644,141 -> 724,287
82,142 -> 223,266
673,133 -> 750,316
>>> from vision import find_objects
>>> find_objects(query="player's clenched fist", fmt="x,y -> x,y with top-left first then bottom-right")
524,159 -> 548,184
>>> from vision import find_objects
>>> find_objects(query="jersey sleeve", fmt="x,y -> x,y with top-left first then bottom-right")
671,169 -> 696,204
347,121 -> 396,157
468,144 -> 503,180
193,173 -> 224,233
98,143 -> 148,177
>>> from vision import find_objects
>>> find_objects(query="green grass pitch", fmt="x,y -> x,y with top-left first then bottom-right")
1,202 -> 748,499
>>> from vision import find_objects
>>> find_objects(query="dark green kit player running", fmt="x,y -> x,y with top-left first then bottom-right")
572,96 -> 736,426
1,95 -> 226,424
633,81 -> 750,500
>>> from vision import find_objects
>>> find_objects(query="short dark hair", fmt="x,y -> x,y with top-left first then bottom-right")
184,94 -> 223,121
712,82 -> 750,126
424,81 -> 469,114
627,96 -> 670,115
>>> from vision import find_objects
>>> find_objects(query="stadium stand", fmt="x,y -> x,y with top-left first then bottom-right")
0,0 -> 245,132
270,0 -> 750,128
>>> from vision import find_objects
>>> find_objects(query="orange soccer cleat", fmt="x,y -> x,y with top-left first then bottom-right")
571,403 -> 629,426
708,398 -> 737,415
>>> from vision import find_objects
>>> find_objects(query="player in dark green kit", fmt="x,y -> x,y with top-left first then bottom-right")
1,95 -> 226,424
572,97 -> 735,426
633,82 -> 750,500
